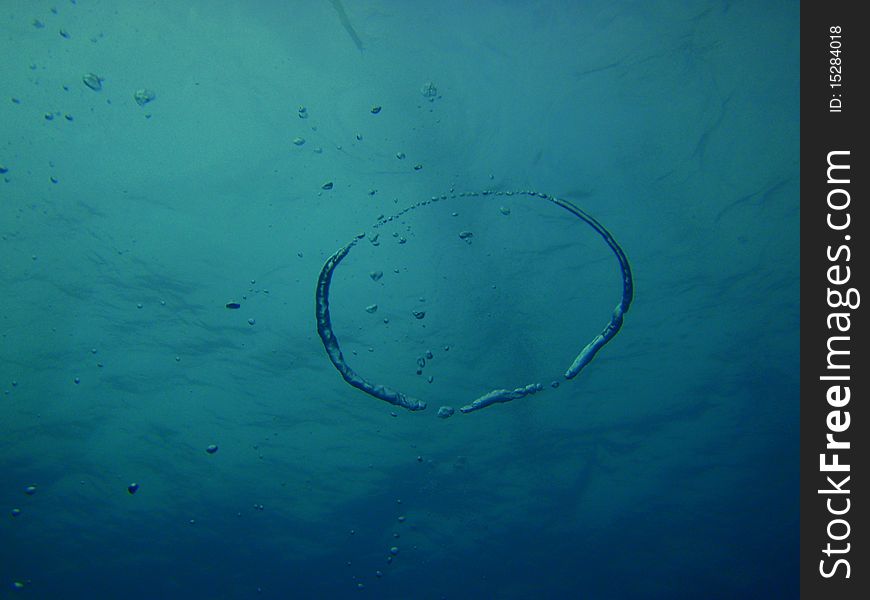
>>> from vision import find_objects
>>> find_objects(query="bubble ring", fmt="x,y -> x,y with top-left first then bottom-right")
315,190 -> 633,415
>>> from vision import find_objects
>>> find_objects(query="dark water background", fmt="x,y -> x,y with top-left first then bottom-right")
1,1 -> 798,598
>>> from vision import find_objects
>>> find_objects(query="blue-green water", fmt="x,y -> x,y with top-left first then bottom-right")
1,1 -> 799,598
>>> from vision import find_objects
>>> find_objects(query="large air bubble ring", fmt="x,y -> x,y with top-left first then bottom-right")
315,190 -> 633,415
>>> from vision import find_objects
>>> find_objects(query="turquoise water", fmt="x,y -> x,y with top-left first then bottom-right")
1,1 -> 799,598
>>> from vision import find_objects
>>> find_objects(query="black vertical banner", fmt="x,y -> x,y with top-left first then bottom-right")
801,2 -> 867,598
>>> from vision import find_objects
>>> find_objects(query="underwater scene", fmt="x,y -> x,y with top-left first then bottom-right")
1,1 -> 799,598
